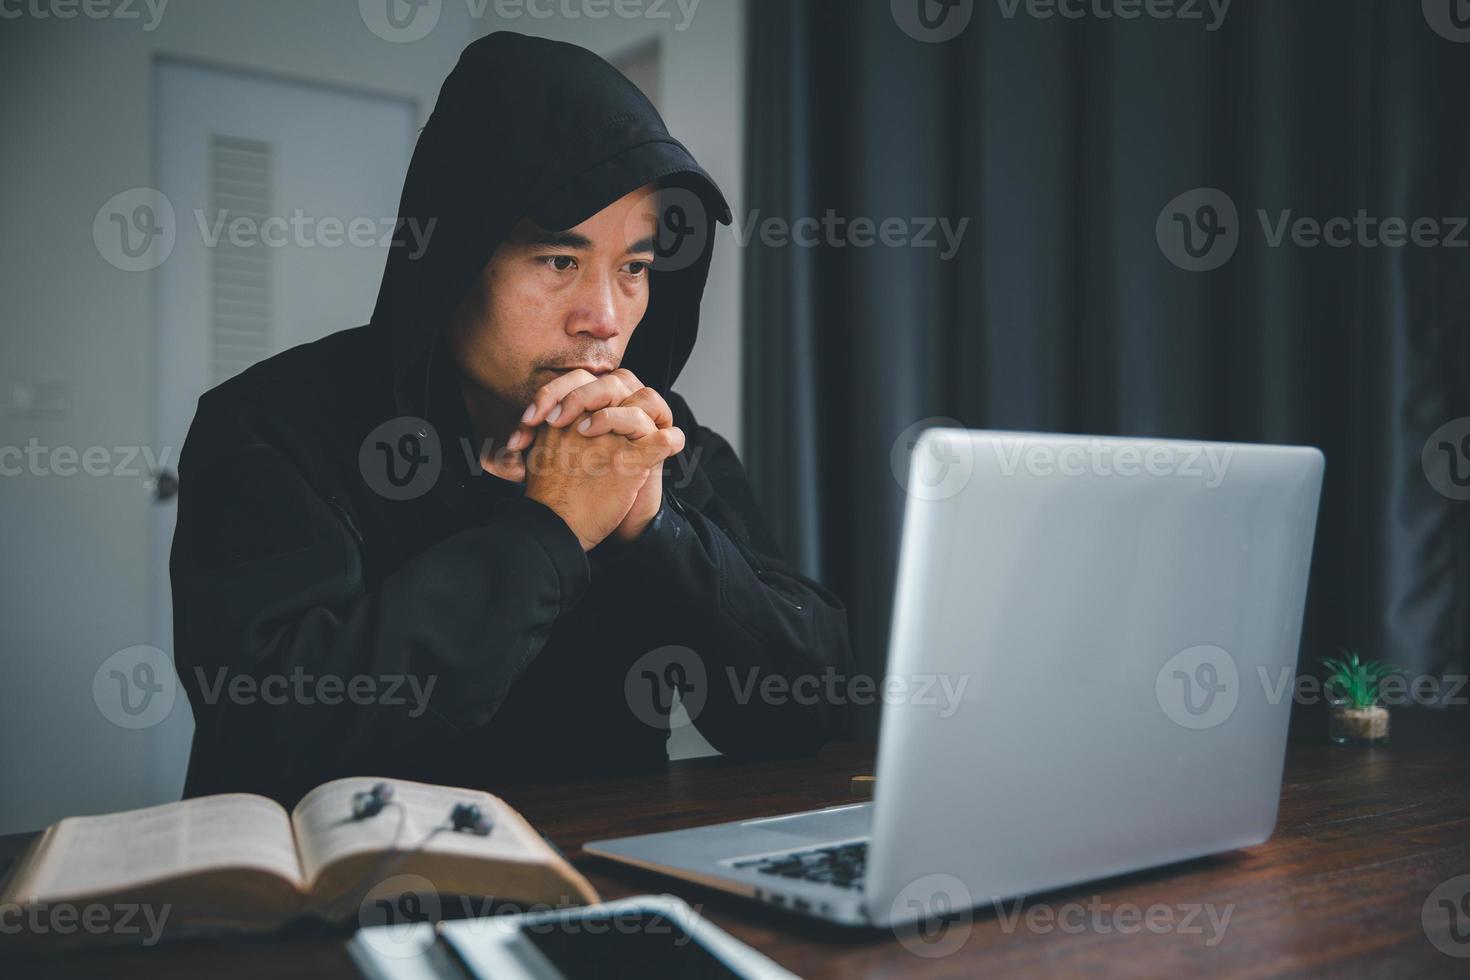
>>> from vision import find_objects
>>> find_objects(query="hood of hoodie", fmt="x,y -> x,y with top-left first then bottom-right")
370,31 -> 733,419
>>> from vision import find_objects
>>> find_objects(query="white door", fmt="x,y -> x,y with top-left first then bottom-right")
149,59 -> 416,799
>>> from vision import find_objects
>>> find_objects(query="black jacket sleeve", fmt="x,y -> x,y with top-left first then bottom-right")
589,393 -> 854,756
170,400 -> 592,802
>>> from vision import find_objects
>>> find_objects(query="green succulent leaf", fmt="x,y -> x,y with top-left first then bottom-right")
1319,649 -> 1401,708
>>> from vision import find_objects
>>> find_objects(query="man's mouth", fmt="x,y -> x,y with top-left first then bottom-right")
546,365 -> 615,376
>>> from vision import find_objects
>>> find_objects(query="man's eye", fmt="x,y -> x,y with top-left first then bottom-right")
625,260 -> 651,277
543,255 -> 577,272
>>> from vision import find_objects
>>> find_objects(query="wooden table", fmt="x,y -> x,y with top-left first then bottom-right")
3,709 -> 1468,978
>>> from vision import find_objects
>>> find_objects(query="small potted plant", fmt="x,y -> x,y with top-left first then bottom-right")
1321,650 -> 1398,746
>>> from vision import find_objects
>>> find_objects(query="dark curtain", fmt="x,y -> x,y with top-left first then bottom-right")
743,0 -> 1470,734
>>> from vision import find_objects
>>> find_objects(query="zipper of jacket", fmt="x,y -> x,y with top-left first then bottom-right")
700,500 -> 805,612
324,495 -> 365,548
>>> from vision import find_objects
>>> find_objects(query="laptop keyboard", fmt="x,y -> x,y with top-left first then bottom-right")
732,841 -> 868,891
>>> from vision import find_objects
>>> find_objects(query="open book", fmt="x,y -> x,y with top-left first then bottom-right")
0,777 -> 599,947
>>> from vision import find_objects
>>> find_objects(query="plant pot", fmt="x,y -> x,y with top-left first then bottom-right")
1327,703 -> 1390,745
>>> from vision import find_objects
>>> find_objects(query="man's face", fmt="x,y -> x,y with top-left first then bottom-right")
448,183 -> 660,411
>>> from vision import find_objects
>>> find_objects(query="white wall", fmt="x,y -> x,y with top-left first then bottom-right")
0,0 -> 744,834
0,0 -> 476,836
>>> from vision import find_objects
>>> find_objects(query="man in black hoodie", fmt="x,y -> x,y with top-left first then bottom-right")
170,32 -> 853,807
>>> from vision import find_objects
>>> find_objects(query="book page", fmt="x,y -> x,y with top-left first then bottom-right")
14,794 -> 303,903
291,777 -> 546,886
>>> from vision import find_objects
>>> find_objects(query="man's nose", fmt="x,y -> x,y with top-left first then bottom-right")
568,269 -> 620,340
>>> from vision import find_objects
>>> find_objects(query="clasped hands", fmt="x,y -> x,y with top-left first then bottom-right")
502,368 -> 684,552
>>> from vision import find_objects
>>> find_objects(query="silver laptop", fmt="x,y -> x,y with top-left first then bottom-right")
587,430 -> 1324,929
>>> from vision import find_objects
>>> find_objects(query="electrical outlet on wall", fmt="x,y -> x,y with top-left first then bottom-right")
7,380 -> 72,421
